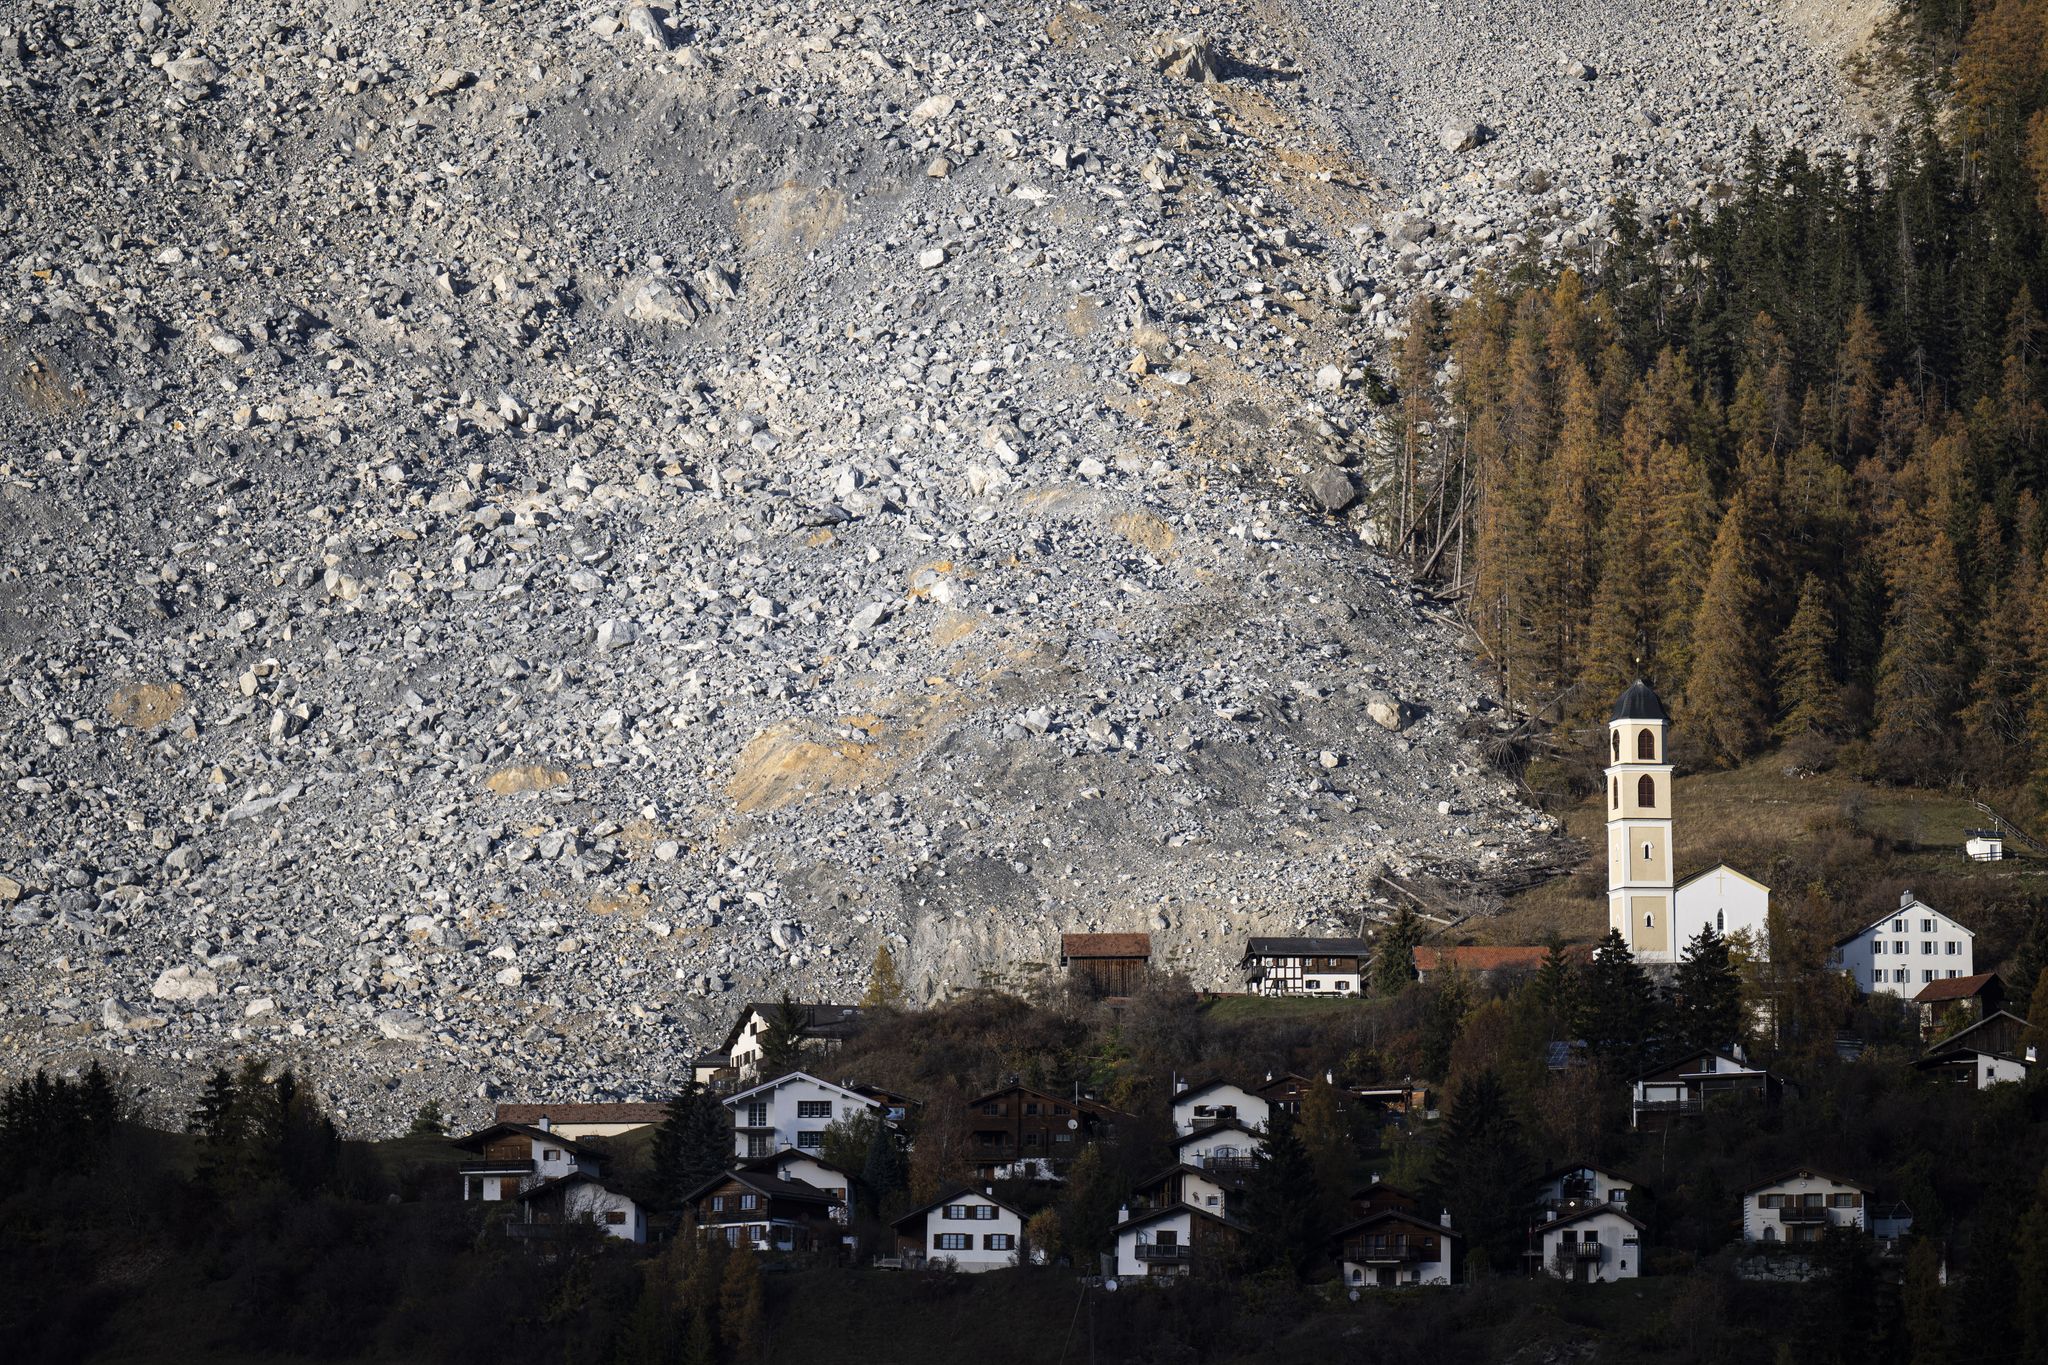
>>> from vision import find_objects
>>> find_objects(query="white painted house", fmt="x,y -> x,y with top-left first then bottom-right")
718,1002 -> 864,1083
1742,1170 -> 1870,1245
1532,1205 -> 1643,1282
1831,891 -> 1975,997
1237,937 -> 1370,996
1965,829 -> 2005,862
1674,864 -> 1771,957
1334,1208 -> 1460,1288
724,1070 -> 885,1159
1173,1119 -> 1265,1174
1113,1203 -> 1244,1278
892,1188 -> 1025,1272
514,1171 -> 648,1242
1170,1080 -> 1270,1136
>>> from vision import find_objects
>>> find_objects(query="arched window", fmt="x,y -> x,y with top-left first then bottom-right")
1611,779 -> 1619,809
1636,728 -> 1656,761
1644,911 -> 1655,928
1642,842 -> 1652,861
1611,731 -> 1620,761
1717,910 -> 1725,933
1637,775 -> 1655,808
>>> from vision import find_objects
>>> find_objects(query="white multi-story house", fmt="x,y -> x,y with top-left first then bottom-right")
1532,1204 -> 1644,1282
723,1070 -> 886,1159
1113,1203 -> 1245,1278
450,1119 -> 604,1201
1832,891 -> 1975,996
1237,937 -> 1370,996
513,1171 -> 648,1242
1741,1170 -> 1870,1245
1170,1079 -> 1270,1136
891,1188 -> 1026,1271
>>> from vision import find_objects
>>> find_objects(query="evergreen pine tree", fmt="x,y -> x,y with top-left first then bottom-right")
1685,502 -> 1771,765
1534,937 -> 1580,1023
1774,574 -> 1845,750
1424,1069 -> 1535,1274
1874,528 -> 1969,780
1296,1080 -> 1355,1199
1576,930 -> 1659,1071
1373,906 -> 1423,997
757,994 -> 808,1078
407,1100 -> 447,1137
1668,927 -> 1745,1054
653,1081 -> 731,1210
1242,1111 -> 1326,1282
718,1244 -> 766,1361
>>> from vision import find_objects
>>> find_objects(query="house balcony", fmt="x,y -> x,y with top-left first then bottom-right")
1777,1206 -> 1830,1225
1569,1242 -> 1606,1260
1134,1244 -> 1192,1263
1190,1154 -> 1258,1174
1632,1098 -> 1704,1117
459,1161 -> 535,1177
1352,1244 -> 1427,1264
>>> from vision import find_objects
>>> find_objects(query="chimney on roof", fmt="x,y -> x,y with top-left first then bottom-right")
1118,1204 -> 1130,1224
1902,889 -> 1914,909
1174,1075 -> 1188,1095
538,1115 -> 552,1133
1370,1172 -> 1380,1185
1263,1070 -> 1273,1082
1440,1210 -> 1452,1229
1325,1069 -> 1334,1085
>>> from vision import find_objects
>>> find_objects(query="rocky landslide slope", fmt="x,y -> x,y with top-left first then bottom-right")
0,0 -> 1863,1127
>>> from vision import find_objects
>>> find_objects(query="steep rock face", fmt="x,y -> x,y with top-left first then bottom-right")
0,0 -> 1857,1127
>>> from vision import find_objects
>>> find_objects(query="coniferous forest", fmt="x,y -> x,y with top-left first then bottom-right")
1390,0 -> 2048,823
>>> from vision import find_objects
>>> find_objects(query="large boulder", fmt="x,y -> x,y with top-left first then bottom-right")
1146,32 -> 1222,83
150,964 -> 218,1002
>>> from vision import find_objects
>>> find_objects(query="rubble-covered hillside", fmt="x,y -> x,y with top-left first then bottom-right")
0,0 -> 1866,1128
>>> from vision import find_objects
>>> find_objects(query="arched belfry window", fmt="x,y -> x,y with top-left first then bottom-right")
1637,775 -> 1655,808
1611,731 -> 1620,761
1636,728 -> 1656,761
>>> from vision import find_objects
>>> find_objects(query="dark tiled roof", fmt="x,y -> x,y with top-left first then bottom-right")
1240,937 -> 1370,959
1611,678 -> 1668,722
1913,973 -> 2000,1004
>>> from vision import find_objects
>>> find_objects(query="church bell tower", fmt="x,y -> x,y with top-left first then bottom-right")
1606,679 -> 1674,963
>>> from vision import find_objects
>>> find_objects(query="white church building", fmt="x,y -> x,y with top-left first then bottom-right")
1605,680 -> 1771,965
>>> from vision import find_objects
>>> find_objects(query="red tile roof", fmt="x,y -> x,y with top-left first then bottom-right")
1061,932 -> 1152,960
494,1102 -> 669,1126
1413,945 -> 1589,973
1913,973 -> 2001,1004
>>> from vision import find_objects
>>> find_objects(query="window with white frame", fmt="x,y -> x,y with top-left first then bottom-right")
796,1100 -> 832,1119
984,1234 -> 1014,1250
936,1233 -> 970,1251
943,1205 -> 968,1220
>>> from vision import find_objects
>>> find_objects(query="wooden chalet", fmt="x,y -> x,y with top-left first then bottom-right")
1915,1009 -> 2038,1088
1331,1207 -> 1460,1287
1112,1202 -> 1246,1278
1059,933 -> 1151,996
964,1081 -> 1126,1180
1913,972 -> 2005,1038
448,1121 -> 604,1202
682,1168 -> 841,1253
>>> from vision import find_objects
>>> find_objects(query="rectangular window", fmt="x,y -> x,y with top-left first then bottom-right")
1025,1102 -> 1040,1116
1830,1194 -> 1856,1208
974,1205 -> 997,1220
796,1101 -> 832,1119
543,1149 -> 561,1160
943,1205 -> 967,1220
1155,1230 -> 1179,1247
1024,1132 -> 1041,1146
711,1195 -> 726,1212
796,1131 -> 825,1149
981,1102 -> 1003,1116
603,1211 -> 627,1225
1921,919 -> 1933,933
1924,971 -> 1936,983
740,1194 -> 758,1210
745,1103 -> 767,1127
984,1234 -> 1014,1250
1893,919 -> 1905,932
935,1234 -> 970,1251
1922,942 -> 1935,955
1947,942 -> 1960,955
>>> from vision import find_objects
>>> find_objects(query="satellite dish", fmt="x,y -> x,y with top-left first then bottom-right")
1104,1278 -> 1120,1292
1068,1118 -> 1080,1130
1348,1288 -> 1361,1303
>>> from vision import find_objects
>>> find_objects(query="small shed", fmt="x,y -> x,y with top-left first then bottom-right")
1965,829 -> 2005,862
1059,932 -> 1151,996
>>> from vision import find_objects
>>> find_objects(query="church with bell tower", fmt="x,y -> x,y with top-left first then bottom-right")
1604,679 -> 1772,966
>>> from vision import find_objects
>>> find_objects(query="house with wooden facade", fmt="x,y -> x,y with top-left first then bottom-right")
736,1149 -> 859,1230
1913,972 -> 2005,1038
723,1071 -> 890,1159
1130,1160 -> 1248,1221
1059,933 -> 1152,996
512,1171 -> 648,1243
891,1188 -> 1027,1271
964,1081 -> 1126,1180
1332,1207 -> 1460,1288
1630,1048 -> 1781,1128
1915,1010 -> 2037,1089
449,1120 -> 604,1202
1239,936 -> 1370,996
1112,1202 -> 1245,1278
682,1168 -> 841,1254
718,1001 -> 866,1083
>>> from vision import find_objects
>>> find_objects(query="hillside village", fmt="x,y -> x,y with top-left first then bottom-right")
421,681 -> 2041,1295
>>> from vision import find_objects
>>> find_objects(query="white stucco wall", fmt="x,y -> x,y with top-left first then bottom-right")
920,1194 -> 1022,1272
1675,866 -> 1770,957
728,1073 -> 880,1158
1171,1084 -> 1268,1135
1742,1175 -> 1867,1243
1538,1210 -> 1641,1281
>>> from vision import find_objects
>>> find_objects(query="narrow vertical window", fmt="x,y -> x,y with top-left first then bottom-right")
1611,779 -> 1619,809
1612,731 -> 1620,761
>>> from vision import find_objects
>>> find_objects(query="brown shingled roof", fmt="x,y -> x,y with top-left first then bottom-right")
1913,973 -> 2001,1004
1060,932 -> 1152,960
494,1102 -> 669,1126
